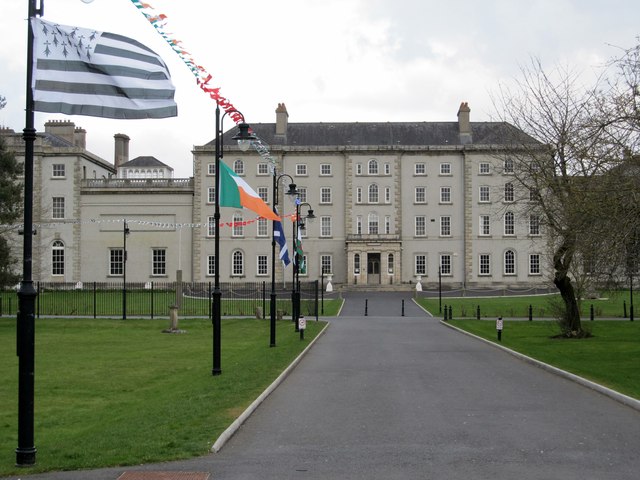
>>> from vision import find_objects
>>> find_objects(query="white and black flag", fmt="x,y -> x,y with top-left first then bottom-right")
31,17 -> 177,119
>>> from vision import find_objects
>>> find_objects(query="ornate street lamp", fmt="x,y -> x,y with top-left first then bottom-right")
270,172 -> 297,347
293,202 -> 315,332
212,104 -> 256,375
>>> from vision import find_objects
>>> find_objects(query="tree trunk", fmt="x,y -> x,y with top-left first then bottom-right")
553,272 -> 583,335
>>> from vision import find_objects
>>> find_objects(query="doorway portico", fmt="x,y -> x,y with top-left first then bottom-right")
346,235 -> 401,287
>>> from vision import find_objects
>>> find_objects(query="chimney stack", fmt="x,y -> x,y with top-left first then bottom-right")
114,133 -> 130,169
44,120 -> 75,145
74,127 -> 87,149
275,103 -> 288,136
457,102 -> 472,145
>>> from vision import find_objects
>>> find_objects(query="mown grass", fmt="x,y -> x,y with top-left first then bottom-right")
417,291 -> 634,319
447,319 -> 640,399
0,317 -> 326,476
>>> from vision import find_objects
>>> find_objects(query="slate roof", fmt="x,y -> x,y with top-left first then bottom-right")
39,132 -> 75,148
214,121 -> 538,148
120,156 -> 173,170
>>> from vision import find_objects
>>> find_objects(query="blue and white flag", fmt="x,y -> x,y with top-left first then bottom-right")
31,17 -> 177,119
273,207 -> 290,267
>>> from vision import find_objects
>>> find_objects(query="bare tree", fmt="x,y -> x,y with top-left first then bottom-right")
492,58 -> 620,336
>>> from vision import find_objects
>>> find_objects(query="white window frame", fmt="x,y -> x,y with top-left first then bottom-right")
440,163 -> 452,175
440,254 -> 452,275
257,254 -> 269,276
368,213 -> 379,235
415,255 -> 427,276
368,184 -> 379,204
257,186 -> 269,203
504,182 -> 515,203
368,159 -> 379,175
440,216 -> 451,237
207,187 -> 215,204
504,250 -> 516,275
207,163 -> 216,176
52,197 -> 65,219
479,254 -> 491,276
320,187 -> 332,204
52,164 -> 66,178
52,240 -> 65,276
152,248 -> 167,276
321,254 -> 333,275
529,254 -> 541,275
479,185 -> 490,203
529,215 -> 540,236
415,186 -> 426,204
110,248 -> 124,276
504,211 -> 515,236
296,164 -> 308,176
233,159 -> 245,175
440,187 -> 451,204
415,163 -> 426,175
479,162 -> 490,175
320,216 -> 332,237
320,164 -> 332,176
207,255 -> 216,276
415,216 -> 426,237
257,218 -> 269,237
257,163 -> 270,175
232,213 -> 244,237
232,250 -> 244,276
480,215 -> 490,236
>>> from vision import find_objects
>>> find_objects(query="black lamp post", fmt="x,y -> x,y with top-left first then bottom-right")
293,202 -> 315,331
270,171 -> 297,347
212,104 -> 256,375
16,0 -> 42,466
122,220 -> 130,320
438,266 -> 442,314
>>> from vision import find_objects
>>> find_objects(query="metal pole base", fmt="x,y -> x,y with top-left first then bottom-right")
16,447 -> 37,467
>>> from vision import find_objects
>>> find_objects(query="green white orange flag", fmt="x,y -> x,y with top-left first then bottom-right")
219,161 -> 280,220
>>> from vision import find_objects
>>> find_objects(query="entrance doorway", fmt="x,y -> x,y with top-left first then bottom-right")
367,253 -> 381,284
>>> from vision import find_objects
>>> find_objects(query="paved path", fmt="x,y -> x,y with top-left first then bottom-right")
10,293 -> 640,479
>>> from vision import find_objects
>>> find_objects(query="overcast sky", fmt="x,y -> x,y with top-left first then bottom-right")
1,0 -> 638,177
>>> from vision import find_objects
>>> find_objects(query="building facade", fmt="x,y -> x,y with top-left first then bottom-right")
3,104 -> 549,289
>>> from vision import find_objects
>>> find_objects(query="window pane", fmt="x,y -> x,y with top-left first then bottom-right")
110,249 -> 124,276
152,249 -> 166,276
233,251 -> 244,275
52,241 -> 64,275
415,255 -> 426,275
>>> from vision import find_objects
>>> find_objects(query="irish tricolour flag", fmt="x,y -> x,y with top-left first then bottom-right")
219,161 -> 280,220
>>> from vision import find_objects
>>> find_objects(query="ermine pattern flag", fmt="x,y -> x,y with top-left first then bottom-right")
31,17 -> 177,119
273,207 -> 291,267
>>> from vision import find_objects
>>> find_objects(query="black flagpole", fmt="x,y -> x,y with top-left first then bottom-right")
16,0 -> 42,467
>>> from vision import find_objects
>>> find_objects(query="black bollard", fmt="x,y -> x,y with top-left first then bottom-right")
624,300 -> 627,318
529,304 -> 533,321
443,305 -> 448,321
476,305 -> 480,320
402,299 -> 405,316
590,304 -> 594,321
448,305 -> 453,321
365,299 -> 368,316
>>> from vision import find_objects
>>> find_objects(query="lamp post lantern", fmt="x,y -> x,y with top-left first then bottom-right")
212,104 -> 255,375
270,172 -> 297,347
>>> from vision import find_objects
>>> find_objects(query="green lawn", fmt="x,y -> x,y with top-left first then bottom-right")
0,317 -> 327,476
417,291 -> 634,319
447,319 -> 640,399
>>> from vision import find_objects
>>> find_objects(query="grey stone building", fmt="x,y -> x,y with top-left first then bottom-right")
3,103 -> 549,290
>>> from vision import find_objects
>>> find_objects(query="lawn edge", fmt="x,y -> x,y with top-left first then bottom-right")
210,321 -> 331,452
440,320 -> 640,412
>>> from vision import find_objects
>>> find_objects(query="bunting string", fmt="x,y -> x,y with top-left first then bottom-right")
1,214 -> 298,232
129,0 -> 276,167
